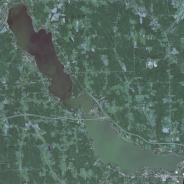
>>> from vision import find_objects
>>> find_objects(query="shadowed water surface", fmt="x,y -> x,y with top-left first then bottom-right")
7,4 -> 72,106
7,4 -> 183,175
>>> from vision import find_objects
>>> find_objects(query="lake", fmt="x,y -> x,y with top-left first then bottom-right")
8,3 -> 183,175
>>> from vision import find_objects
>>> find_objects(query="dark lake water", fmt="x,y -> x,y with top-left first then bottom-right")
7,4 -> 183,175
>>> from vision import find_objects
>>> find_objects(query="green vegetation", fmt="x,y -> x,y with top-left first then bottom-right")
1,0 -> 184,183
